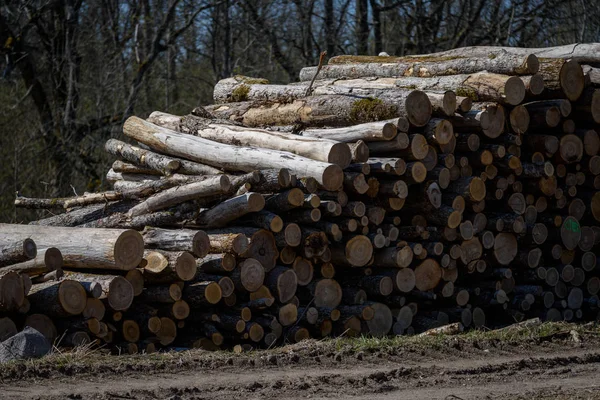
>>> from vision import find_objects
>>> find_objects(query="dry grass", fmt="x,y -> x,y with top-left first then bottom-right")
0,321 -> 596,382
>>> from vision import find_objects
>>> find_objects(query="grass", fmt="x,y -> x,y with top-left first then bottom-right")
0,321 -> 597,382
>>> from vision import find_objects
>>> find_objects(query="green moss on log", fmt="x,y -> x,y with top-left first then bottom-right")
349,98 -> 396,123
455,87 -> 479,101
233,75 -> 269,85
231,84 -> 250,102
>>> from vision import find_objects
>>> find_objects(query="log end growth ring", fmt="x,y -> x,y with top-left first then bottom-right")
107,276 -> 134,311
406,91 -> 432,127
114,230 -> 145,270
58,280 -> 87,315
327,143 -> 353,169
505,76 -> 526,105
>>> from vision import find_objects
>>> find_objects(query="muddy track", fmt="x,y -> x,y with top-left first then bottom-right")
1,333 -> 600,399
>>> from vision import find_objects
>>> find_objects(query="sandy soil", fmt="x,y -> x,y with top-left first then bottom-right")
1,329 -> 599,399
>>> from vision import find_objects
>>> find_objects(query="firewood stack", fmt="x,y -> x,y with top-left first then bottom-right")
3,43 -> 600,352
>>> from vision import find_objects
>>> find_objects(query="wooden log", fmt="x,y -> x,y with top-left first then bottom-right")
63,272 -> 134,311
239,210 -> 284,233
105,139 -> 181,175
303,53 -> 538,79
265,266 -> 298,303
138,284 -> 182,303
124,117 -> 344,190
364,302 -> 393,337
206,233 -> 249,255
393,72 -> 525,105
300,119 -> 398,143
230,258 -> 265,293
157,112 -> 353,168
330,235 -> 373,267
0,248 -> 62,276
141,249 -> 196,283
414,259 -> 442,291
415,45 -> 586,99
183,281 -> 222,306
126,175 -> 230,217
28,279 -> 86,317
111,160 -> 162,176
450,104 -> 505,138
194,193 -> 265,228
0,224 -> 144,271
0,238 -> 36,267
249,168 -> 293,193
300,279 -> 342,308
142,228 -> 210,258
207,86 -> 432,127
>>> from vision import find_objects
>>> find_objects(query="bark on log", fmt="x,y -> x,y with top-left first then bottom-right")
152,112 -> 352,168
64,272 -> 134,311
393,73 -> 526,105
206,91 -> 431,128
0,224 -> 143,271
124,117 -> 343,190
301,53 -> 538,80
104,139 -> 181,175
302,119 -> 398,143
28,279 -> 86,317
0,238 -> 36,267
3,248 -> 62,276
126,175 -> 230,217
142,228 -> 210,258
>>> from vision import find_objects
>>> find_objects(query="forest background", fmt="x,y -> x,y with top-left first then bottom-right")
1,0 -> 598,222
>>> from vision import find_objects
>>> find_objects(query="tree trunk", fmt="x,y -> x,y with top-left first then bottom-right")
28,279 -> 86,317
305,53 -> 538,78
206,89 -> 432,128
2,248 -> 62,276
0,238 -> 36,267
142,227 -> 210,258
63,272 -> 134,311
124,116 -> 344,190
126,175 -> 231,217
0,224 -> 144,271
149,111 -> 352,168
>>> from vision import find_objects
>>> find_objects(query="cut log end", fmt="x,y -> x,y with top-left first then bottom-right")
345,235 -> 374,267
328,143 -> 353,169
560,60 -> 585,101
107,276 -> 135,311
407,91 -> 432,127
505,76 -> 526,105
323,164 -> 344,191
114,230 -> 145,270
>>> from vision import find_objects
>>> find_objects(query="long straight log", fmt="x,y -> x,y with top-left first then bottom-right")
104,139 -> 181,175
299,53 -> 538,80
410,45 -> 586,100
126,175 -> 231,217
205,90 -> 432,128
149,112 -> 352,168
193,193 -> 265,228
123,117 -> 343,190
0,224 -> 143,271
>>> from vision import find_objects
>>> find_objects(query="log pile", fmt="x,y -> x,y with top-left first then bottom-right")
4,43 -> 600,353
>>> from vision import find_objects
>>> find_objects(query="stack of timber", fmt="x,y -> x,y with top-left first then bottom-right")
5,43 -> 600,353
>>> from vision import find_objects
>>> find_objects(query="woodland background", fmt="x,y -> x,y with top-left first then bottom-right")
1,0 -> 598,222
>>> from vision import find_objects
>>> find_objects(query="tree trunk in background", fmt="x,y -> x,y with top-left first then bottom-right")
356,0 -> 369,55
325,0 -> 336,56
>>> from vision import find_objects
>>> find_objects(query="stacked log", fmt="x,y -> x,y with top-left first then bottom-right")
6,43 -> 600,352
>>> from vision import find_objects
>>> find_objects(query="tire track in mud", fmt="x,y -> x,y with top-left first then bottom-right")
2,347 -> 600,399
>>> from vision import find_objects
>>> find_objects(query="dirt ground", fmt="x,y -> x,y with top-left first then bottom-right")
0,324 -> 599,399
